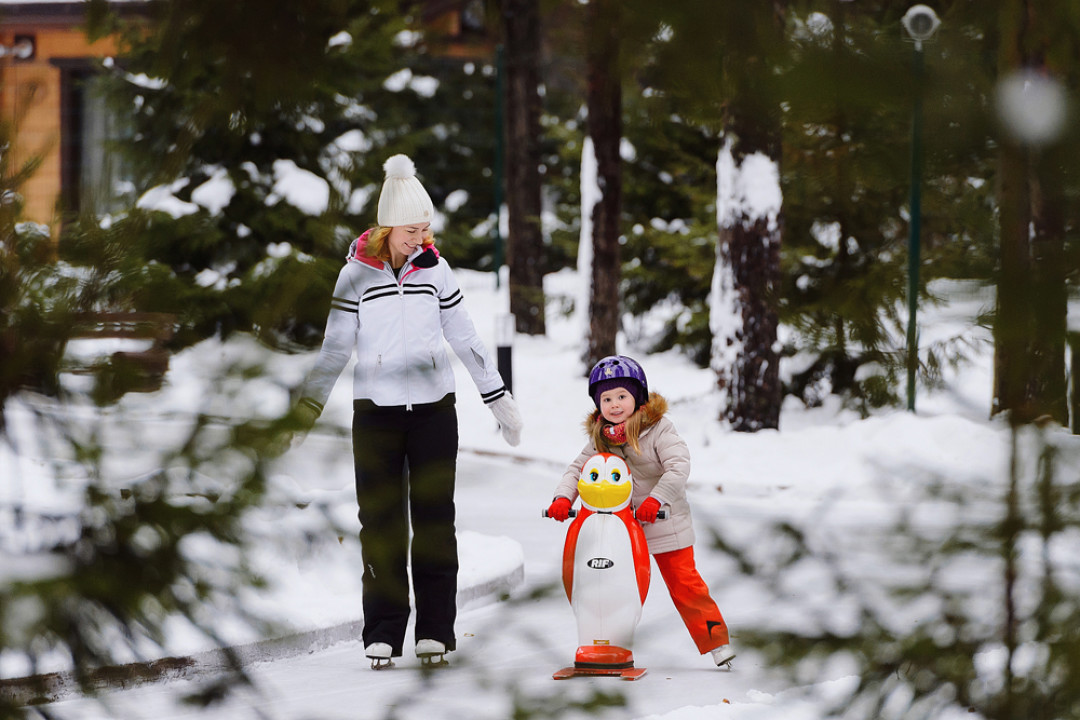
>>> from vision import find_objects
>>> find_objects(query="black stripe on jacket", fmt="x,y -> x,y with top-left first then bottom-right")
481,386 -> 507,405
362,284 -> 439,303
440,289 -> 463,310
330,296 -> 358,313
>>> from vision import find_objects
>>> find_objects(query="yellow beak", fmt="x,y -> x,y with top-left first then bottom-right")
578,478 -> 632,512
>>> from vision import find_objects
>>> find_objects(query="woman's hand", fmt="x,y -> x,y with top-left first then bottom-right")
488,392 -> 523,446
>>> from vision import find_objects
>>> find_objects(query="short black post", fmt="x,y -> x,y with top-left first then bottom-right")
496,313 -> 514,394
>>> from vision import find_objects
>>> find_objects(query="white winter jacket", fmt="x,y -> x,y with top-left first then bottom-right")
299,232 -> 507,413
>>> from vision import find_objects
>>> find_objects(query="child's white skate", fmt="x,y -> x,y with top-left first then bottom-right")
711,643 -> 735,670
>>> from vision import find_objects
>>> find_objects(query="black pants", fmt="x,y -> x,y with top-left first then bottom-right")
352,395 -> 459,655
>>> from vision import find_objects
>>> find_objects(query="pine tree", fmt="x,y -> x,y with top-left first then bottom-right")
82,0 -> 504,350
638,1 -> 788,430
0,134 -> 68,432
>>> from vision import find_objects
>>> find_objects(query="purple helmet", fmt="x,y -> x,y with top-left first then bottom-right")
588,355 -> 648,409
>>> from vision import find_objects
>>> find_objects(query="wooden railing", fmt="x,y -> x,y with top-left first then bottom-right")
66,312 -> 177,398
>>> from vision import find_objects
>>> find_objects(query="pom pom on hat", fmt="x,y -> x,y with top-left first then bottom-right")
383,154 -> 417,179
377,154 -> 435,227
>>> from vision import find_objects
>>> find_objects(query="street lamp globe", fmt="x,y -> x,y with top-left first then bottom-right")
902,5 -> 941,47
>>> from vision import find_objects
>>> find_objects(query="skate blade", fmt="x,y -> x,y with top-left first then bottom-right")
370,658 -> 394,670
419,655 -> 449,669
715,652 -> 736,670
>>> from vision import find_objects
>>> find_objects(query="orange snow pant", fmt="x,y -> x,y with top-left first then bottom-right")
653,546 -> 729,654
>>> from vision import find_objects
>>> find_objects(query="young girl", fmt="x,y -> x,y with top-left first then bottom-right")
546,355 -> 734,668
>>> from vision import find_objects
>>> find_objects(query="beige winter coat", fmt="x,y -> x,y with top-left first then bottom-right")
554,393 -> 695,555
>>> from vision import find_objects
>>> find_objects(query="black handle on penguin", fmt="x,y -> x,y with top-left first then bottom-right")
541,509 -> 666,519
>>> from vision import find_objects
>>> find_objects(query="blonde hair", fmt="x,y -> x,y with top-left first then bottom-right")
362,225 -> 436,264
587,405 -> 647,454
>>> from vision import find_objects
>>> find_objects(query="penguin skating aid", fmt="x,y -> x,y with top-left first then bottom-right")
547,453 -> 653,681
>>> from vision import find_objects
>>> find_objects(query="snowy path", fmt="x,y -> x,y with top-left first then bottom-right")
39,453 -> 813,720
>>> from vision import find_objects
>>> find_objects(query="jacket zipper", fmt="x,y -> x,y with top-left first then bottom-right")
397,264 -> 412,411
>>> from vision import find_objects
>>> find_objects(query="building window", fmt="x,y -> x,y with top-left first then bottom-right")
51,59 -> 132,220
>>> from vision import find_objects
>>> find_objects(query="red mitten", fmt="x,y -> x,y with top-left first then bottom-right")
547,497 -> 573,522
636,497 -> 661,524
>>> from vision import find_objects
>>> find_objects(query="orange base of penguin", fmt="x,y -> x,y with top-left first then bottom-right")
552,645 -> 647,681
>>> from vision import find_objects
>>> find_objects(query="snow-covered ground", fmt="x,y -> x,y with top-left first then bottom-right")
4,267 -> 1078,719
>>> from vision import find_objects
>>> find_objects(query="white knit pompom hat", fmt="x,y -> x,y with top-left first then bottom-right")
376,154 -> 434,227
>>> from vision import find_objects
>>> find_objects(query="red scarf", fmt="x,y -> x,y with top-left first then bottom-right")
602,422 -> 627,446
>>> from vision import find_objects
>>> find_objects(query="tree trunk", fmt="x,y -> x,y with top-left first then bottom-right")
1029,147 -> 1068,424
712,123 -> 782,432
501,0 -> 546,336
584,0 -> 621,368
992,138 -> 1032,422
991,0 -> 1070,425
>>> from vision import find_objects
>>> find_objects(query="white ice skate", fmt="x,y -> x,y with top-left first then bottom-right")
710,643 -> 735,670
415,639 -> 449,668
366,642 -> 393,670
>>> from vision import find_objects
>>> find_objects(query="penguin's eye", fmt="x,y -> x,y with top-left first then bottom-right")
589,470 -> 600,483
610,469 -> 621,483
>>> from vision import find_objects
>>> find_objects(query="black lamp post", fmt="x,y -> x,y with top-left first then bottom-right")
901,4 -> 940,412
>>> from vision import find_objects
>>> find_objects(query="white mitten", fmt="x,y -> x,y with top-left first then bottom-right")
488,393 -> 523,447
